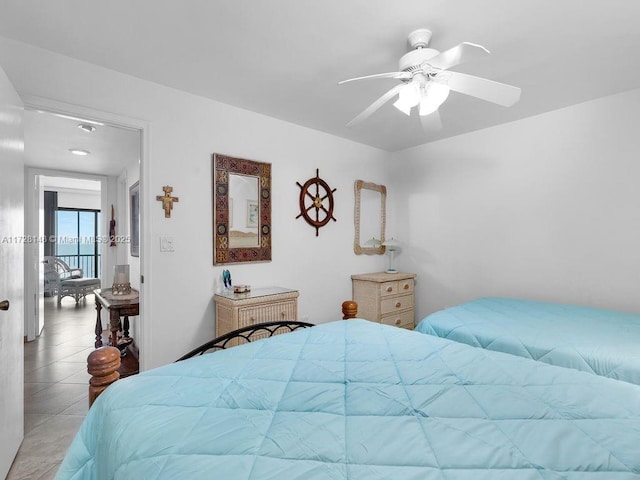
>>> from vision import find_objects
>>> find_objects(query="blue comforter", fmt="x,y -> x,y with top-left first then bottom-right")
56,320 -> 640,479
415,297 -> 640,385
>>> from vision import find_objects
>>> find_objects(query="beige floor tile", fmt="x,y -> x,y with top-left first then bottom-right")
56,347 -> 94,363
37,464 -> 60,480
12,294 -> 103,479
24,414 -> 54,434
59,368 -> 91,385
24,382 -> 55,397
25,361 -> 87,384
24,345 -> 89,363
24,358 -> 55,373
25,381 -> 87,415
60,395 -> 89,416
6,456 -> 59,480
16,415 -> 85,463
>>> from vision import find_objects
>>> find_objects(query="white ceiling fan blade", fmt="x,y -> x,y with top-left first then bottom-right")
338,71 -> 411,85
346,84 -> 404,127
425,42 -> 490,71
420,110 -> 442,133
442,71 -> 521,107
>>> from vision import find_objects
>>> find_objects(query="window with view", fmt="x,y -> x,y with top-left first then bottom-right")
55,208 -> 101,278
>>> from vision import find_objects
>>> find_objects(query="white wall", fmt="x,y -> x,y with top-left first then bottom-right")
56,189 -> 101,210
0,37 -> 389,368
115,156 -> 141,341
390,88 -> 640,318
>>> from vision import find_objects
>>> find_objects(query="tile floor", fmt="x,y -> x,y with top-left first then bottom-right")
7,296 -> 96,480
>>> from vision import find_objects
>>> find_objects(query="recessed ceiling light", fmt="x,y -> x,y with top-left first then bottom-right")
78,123 -> 96,133
69,149 -> 90,156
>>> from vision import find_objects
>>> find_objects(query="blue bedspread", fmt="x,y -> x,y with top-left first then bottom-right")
56,320 -> 640,479
415,297 -> 640,385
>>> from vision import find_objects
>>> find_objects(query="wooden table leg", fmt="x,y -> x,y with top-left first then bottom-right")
123,316 -> 130,338
109,310 -> 120,347
94,298 -> 103,348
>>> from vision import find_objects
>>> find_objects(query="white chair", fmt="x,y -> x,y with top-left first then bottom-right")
43,256 -> 101,305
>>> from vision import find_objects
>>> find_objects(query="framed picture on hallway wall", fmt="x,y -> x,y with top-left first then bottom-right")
129,181 -> 140,257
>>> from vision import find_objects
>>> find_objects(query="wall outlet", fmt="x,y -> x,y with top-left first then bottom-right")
159,235 -> 175,252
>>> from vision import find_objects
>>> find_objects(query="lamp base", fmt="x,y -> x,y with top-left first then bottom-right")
385,268 -> 398,274
112,282 -> 131,295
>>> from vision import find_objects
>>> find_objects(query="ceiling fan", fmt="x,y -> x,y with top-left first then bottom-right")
339,29 -> 521,129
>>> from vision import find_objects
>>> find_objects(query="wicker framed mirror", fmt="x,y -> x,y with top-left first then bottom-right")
213,153 -> 271,264
353,180 -> 386,255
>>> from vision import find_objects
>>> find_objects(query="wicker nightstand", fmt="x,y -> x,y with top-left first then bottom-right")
351,272 -> 416,329
213,287 -> 299,337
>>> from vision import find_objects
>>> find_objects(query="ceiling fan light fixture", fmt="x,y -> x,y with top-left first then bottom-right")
419,82 -> 450,116
393,98 -> 412,115
339,28 -> 521,127
393,83 -> 420,115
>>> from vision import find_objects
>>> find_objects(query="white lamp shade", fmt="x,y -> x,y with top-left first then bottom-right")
382,237 -> 400,249
364,237 -> 381,247
393,83 -> 420,115
419,82 -> 450,116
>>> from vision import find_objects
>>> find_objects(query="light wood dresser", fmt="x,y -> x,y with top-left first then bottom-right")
214,286 -> 299,337
351,272 -> 416,329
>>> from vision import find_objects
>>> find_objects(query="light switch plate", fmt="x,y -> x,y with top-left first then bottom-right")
159,235 -> 175,252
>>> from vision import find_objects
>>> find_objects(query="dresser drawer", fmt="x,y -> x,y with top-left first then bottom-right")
380,281 -> 398,296
238,300 -> 297,328
380,294 -> 414,315
379,279 -> 414,297
381,310 -> 415,328
398,278 -> 414,294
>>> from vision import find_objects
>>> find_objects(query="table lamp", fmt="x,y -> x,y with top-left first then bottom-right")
364,237 -> 382,248
381,237 -> 400,273
112,264 -> 131,295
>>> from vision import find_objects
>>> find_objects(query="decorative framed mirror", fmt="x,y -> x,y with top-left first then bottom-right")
213,153 -> 271,264
354,180 -> 386,255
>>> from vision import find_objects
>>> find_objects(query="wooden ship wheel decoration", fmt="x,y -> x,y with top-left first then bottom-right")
296,169 -> 337,236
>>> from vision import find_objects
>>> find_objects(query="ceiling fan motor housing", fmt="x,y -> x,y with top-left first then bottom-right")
399,48 -> 439,72
399,28 -> 439,72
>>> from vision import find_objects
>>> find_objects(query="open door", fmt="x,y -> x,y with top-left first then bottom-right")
0,64 -> 25,477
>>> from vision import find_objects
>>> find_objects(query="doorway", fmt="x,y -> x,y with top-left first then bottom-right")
24,105 -> 143,344
11,105 -> 146,477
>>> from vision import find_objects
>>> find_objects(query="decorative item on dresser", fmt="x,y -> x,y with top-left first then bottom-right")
351,272 -> 416,329
381,237 -> 400,273
213,286 -> 299,338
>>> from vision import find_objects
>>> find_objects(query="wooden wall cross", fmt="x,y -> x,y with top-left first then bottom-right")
156,185 -> 179,218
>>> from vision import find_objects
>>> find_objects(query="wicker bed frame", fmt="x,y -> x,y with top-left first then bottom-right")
87,300 -> 359,406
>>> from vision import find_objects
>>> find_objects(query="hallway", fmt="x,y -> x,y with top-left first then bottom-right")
8,297 -> 95,479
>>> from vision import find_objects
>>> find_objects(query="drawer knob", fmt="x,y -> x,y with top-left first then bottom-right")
386,286 -> 393,292
403,284 -> 409,290
250,317 -> 256,322
395,302 -> 401,308
394,318 -> 401,325
281,312 -> 285,319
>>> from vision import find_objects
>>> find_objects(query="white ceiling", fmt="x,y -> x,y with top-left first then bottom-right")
24,109 -> 140,176
2,0 -> 640,152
